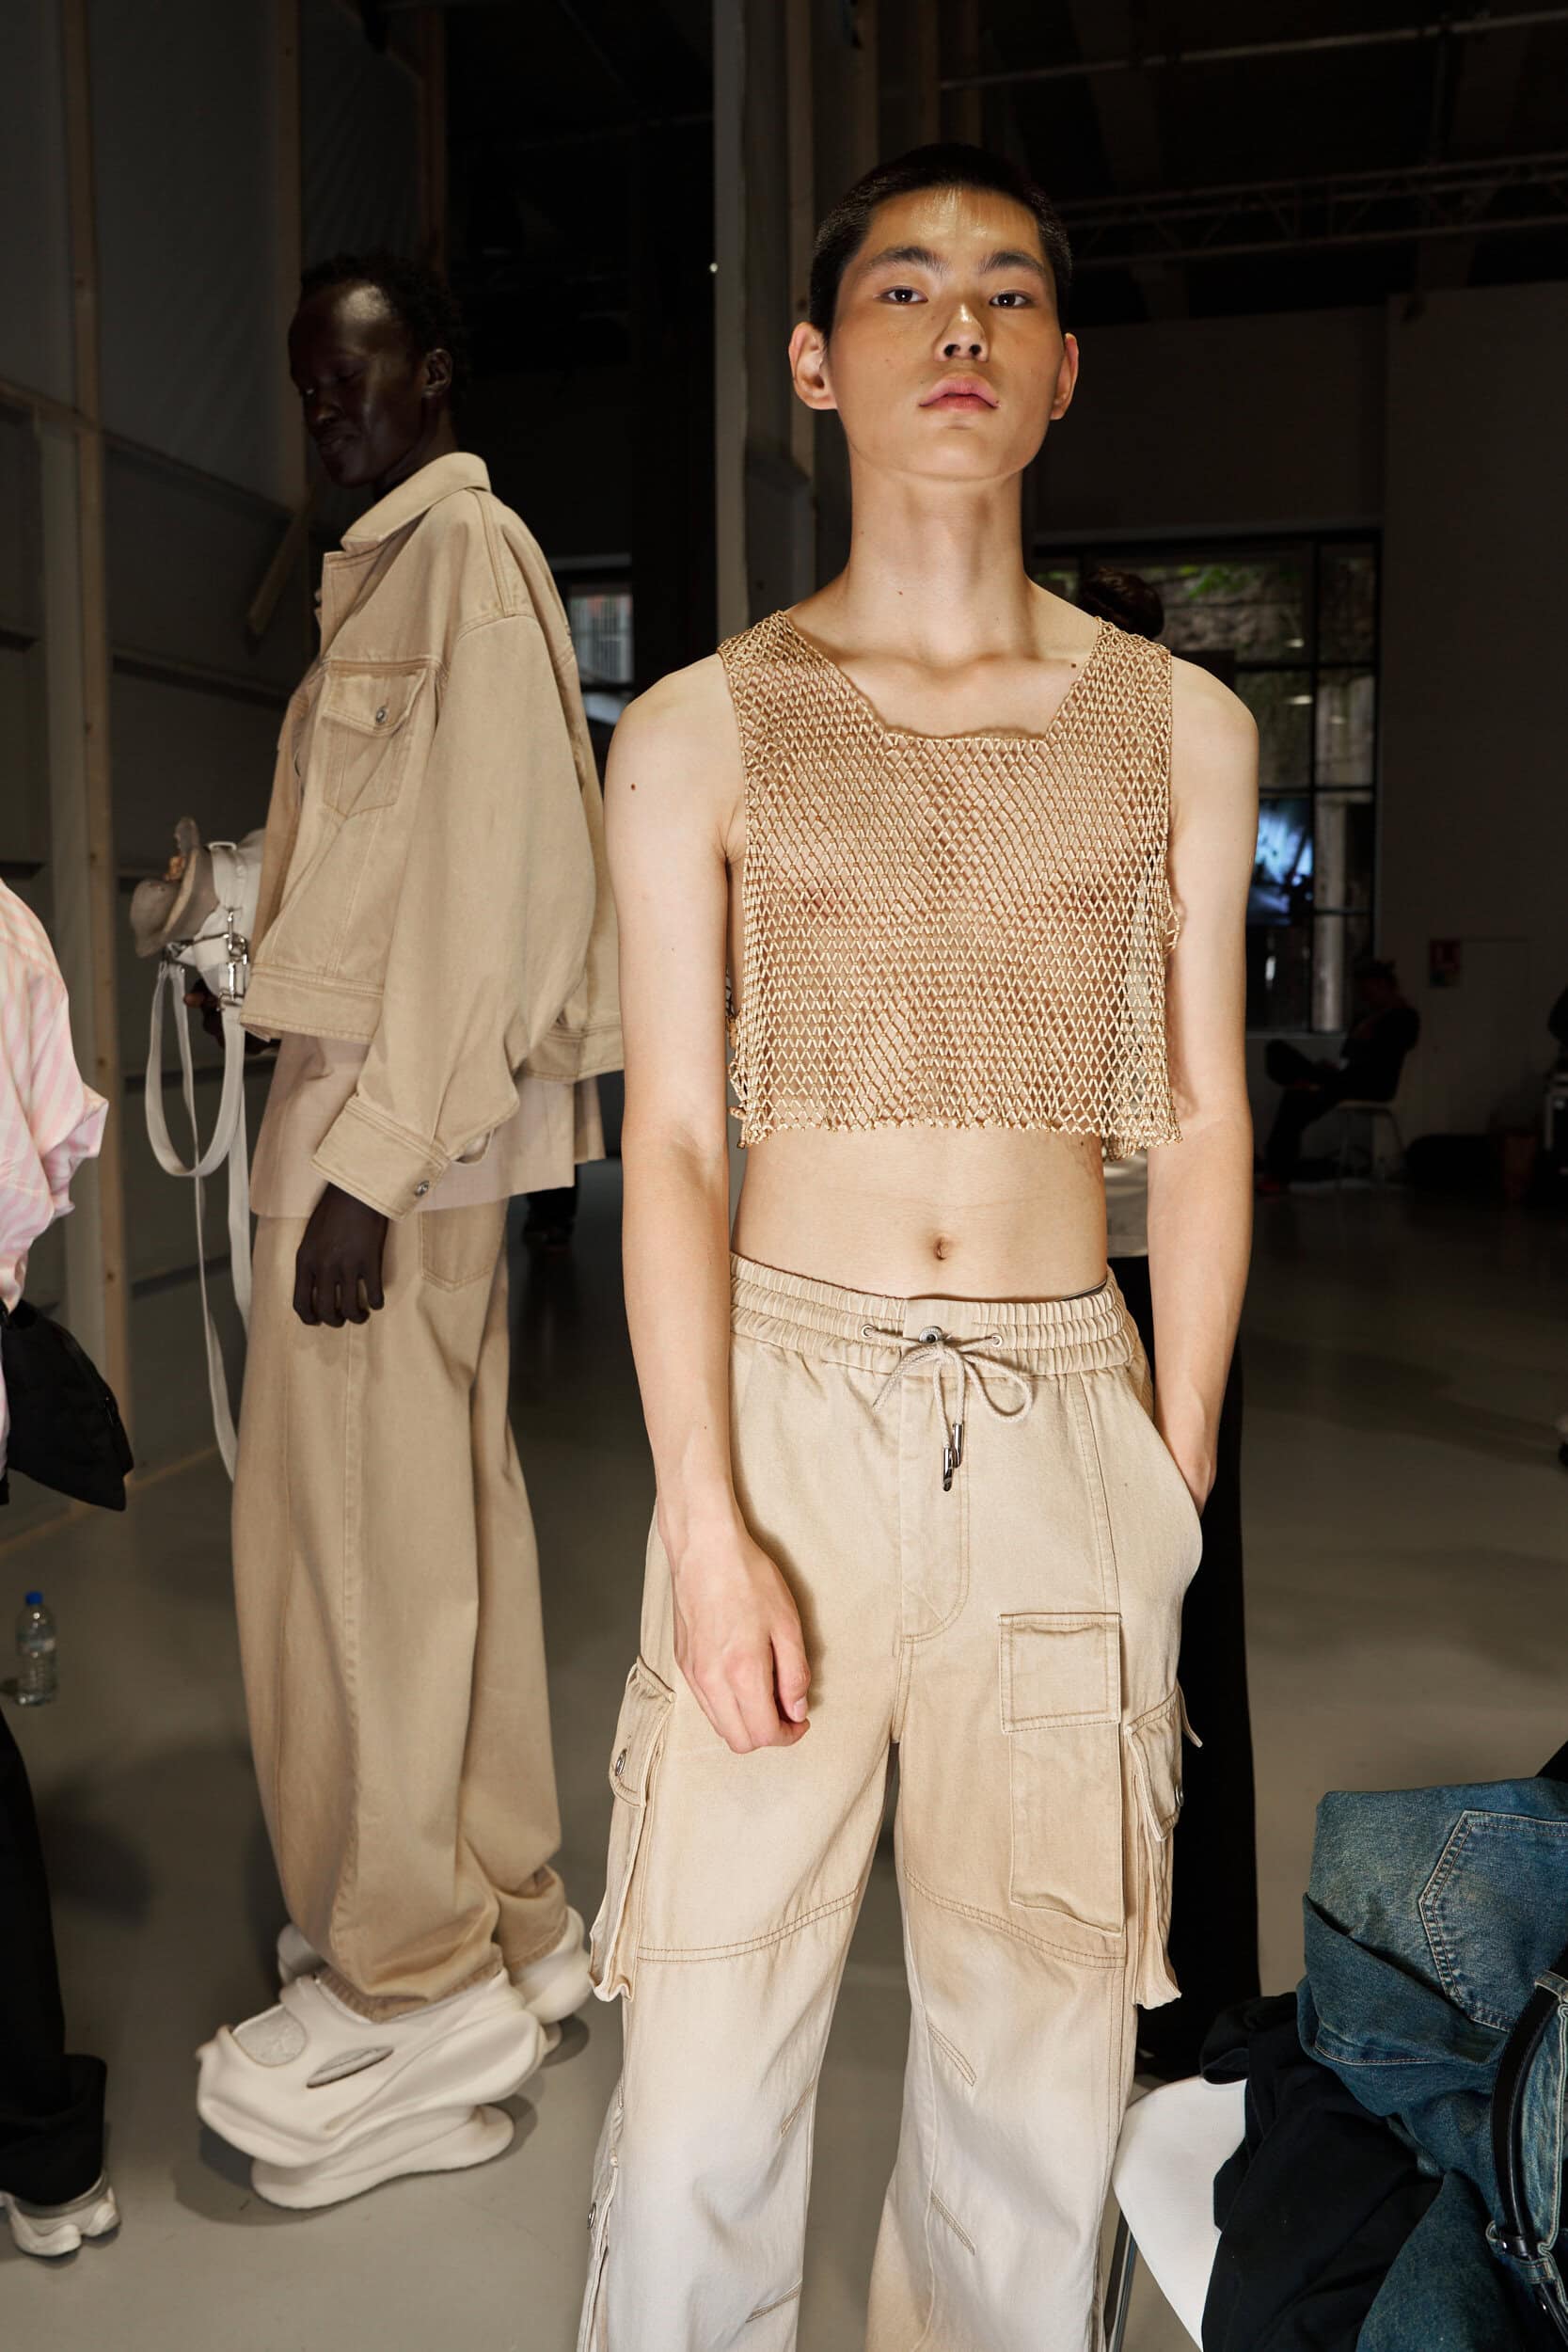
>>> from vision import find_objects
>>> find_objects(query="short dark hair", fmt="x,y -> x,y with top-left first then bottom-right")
1080,565 -> 1165,640
297,250 -> 471,406
809,142 -> 1071,337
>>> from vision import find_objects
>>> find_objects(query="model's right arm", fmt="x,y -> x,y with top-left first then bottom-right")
606,662 -> 811,1757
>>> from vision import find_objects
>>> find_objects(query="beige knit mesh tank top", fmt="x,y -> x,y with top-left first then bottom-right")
720,609 -> 1180,1158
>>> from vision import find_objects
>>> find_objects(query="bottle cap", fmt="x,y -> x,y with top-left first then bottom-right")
24,1591 -> 42,1607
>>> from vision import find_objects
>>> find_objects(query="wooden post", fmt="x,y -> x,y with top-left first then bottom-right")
785,0 -> 816,488
713,0 -> 749,638
55,0 -> 129,1423
418,5 -> 449,276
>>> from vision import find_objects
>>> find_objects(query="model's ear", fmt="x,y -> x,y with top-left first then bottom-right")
423,346 -> 454,405
789,321 -> 837,414
1049,331 -> 1080,424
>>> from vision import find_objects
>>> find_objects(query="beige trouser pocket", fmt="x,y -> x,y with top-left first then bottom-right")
1124,1687 -> 1192,2007
999,1612 -> 1124,1932
589,1658 -> 675,1999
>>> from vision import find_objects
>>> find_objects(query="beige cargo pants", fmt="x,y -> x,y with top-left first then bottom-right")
579,1255 -> 1203,2351
233,1201 -> 568,2013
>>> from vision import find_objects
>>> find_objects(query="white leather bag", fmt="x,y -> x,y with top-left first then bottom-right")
133,825 -> 265,1476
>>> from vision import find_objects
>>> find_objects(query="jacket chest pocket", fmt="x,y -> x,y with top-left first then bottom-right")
317,665 -> 429,816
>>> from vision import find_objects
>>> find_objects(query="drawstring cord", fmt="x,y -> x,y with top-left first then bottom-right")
863,1323 -> 1034,1490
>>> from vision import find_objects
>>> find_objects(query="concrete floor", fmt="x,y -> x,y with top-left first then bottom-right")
4,1171 -> 1566,2350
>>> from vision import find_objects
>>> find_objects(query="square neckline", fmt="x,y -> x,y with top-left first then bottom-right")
775,609 -> 1112,749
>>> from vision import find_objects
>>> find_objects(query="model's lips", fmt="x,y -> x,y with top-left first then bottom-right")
314,428 -> 354,455
921,377 -> 999,410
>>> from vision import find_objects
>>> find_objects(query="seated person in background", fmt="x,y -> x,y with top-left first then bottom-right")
1259,956 -> 1418,1192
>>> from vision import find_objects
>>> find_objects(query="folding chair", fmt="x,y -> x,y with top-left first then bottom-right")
1103,2076 -> 1246,2351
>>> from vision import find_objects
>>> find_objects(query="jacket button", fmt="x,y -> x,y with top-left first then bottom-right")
413,1181 -> 430,1197
612,1748 -> 627,1778
374,705 -> 388,723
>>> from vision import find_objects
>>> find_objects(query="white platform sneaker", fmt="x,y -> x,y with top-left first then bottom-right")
1,2178 -> 119,2258
276,1908 -> 594,2026
196,1967 -> 550,2210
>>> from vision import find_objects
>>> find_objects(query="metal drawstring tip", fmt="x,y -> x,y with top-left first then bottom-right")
952,1421 -> 964,1470
942,1443 -> 957,1492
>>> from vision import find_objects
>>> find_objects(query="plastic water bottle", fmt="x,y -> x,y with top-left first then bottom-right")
16,1592 -> 57,1706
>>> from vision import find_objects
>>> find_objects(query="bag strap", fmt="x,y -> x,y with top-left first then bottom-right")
1490,1937 -> 1568,2342
143,959 -> 250,1477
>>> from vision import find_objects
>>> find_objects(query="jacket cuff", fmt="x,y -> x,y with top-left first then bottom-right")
312,1098 -> 447,1219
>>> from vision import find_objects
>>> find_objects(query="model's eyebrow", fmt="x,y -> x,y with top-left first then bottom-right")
855,242 -> 1049,284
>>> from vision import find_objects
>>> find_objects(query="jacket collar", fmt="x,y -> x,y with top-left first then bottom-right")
339,451 -> 491,551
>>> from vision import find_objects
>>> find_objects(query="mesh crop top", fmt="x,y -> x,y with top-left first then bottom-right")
719,609 -> 1180,1158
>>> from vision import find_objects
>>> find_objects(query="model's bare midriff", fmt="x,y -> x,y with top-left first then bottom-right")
732,1123 -> 1109,1301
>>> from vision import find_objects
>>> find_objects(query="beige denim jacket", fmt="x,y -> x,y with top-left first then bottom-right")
243,453 -> 621,1218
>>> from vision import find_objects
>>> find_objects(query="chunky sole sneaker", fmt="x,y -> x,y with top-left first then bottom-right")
1,2179 -> 119,2258
250,2103 -> 514,2210
197,1968 -> 546,2175
277,1908 -> 594,2026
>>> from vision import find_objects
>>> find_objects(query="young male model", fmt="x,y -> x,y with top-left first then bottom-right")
196,255 -> 619,2209
578,148 -> 1256,2348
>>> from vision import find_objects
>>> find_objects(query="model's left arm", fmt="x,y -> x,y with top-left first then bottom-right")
1145,659 -> 1259,1508
313,610 -> 594,1218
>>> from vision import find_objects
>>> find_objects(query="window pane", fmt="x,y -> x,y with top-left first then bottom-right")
1316,669 -> 1375,786
567,588 -> 634,688
1246,798 -> 1314,1028
1319,543 -> 1377,662
1313,791 -> 1374,915
1120,555 -> 1308,660
1033,563 -> 1078,599
1238,671 -> 1313,790
1312,910 -> 1373,1033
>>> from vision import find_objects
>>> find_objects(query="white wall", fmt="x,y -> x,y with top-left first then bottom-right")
1037,306 -> 1386,539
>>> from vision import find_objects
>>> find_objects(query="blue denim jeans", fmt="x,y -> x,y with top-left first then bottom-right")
1298,1779 -> 1568,2348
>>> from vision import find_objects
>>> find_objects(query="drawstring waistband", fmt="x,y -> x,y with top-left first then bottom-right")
864,1323 -> 1034,1491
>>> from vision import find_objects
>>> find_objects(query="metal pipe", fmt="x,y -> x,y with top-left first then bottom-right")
942,9 -> 1568,93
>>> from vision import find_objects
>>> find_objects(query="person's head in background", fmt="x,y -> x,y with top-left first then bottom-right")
789,143 -> 1077,500
1078,564 -> 1241,692
288,252 -> 469,497
1354,955 -> 1404,1012
1079,565 -> 1165,640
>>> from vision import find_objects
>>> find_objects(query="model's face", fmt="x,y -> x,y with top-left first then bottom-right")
792,185 -> 1077,484
287,283 -> 446,490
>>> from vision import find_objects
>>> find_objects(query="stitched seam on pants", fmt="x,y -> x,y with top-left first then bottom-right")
927,2021 -> 976,2087
929,2193 -> 976,2257
904,1867 -> 1120,1969
638,1886 -> 860,1963
328,1317 -> 366,1972
271,1253 -> 296,1850
899,1809 -> 943,2352
780,2080 -> 816,2140
747,2283 -> 802,2321
1069,1372 -> 1121,1617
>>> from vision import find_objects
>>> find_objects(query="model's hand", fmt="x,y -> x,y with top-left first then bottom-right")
668,1518 -> 812,1756
1158,1413 -> 1214,1518
293,1184 -> 388,1327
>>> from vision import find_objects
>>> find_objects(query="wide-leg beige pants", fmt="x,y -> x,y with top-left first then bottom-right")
233,1202 -> 568,2011
579,1255 -> 1204,2351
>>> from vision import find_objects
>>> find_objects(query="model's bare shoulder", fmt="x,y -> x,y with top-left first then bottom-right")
607,655 -> 743,837
1169,653 -> 1259,815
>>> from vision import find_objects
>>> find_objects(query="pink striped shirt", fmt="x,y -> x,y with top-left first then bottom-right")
0,881 -> 107,1474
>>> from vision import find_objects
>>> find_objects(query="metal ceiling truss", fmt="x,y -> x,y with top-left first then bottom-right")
1059,151 -> 1568,271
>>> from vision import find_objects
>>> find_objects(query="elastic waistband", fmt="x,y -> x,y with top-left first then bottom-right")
729,1251 -> 1137,1379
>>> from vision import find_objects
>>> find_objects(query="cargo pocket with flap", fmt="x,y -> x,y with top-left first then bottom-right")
318,664 -> 428,816
1000,1611 -> 1124,1940
1124,1686 -> 1200,2007
589,1658 -> 674,2000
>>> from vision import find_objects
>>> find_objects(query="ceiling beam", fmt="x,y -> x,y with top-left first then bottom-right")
1058,151 -> 1568,271
942,9 -> 1568,92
